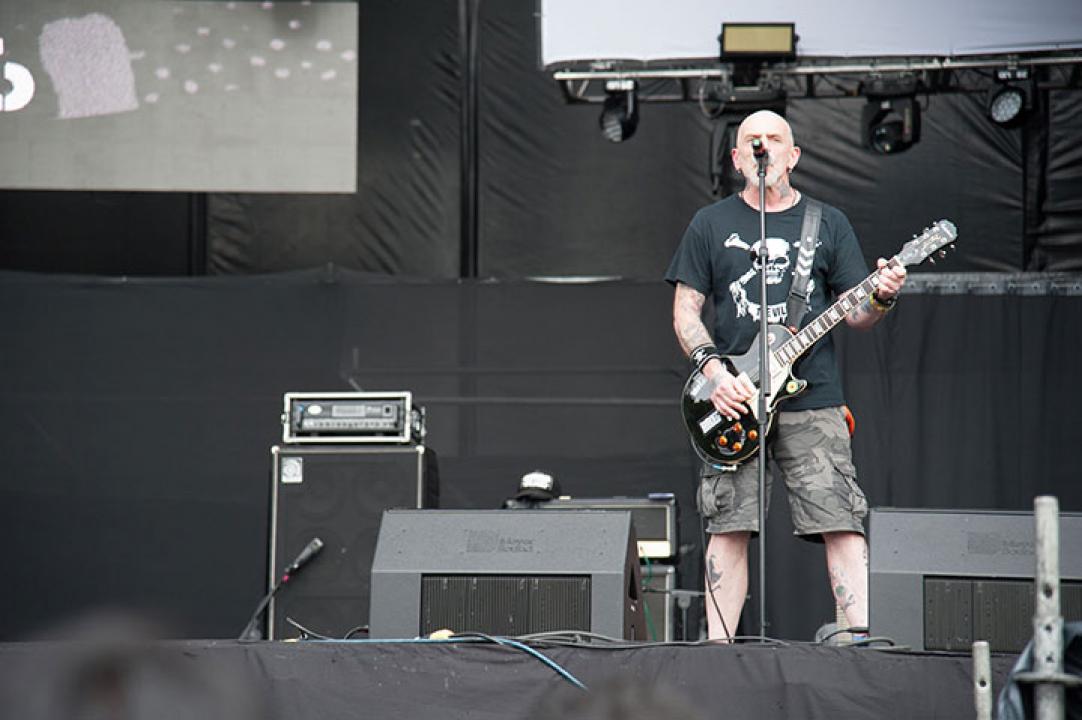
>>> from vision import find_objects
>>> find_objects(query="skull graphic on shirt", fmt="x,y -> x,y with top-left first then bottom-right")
724,233 -> 814,323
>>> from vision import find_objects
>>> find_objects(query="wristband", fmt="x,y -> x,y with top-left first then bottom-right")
869,291 -> 897,313
689,343 -> 721,371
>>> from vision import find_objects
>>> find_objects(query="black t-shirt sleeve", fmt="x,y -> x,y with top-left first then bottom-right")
664,211 -> 713,295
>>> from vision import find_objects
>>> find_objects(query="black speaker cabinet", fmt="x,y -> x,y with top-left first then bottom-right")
538,496 -> 678,560
870,508 -> 1082,652
369,509 -> 645,640
268,444 -> 438,639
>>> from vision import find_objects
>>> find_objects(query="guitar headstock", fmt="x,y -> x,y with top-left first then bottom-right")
896,220 -> 958,267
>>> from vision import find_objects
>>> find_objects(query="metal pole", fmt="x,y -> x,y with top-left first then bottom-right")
973,640 -> 993,720
756,154 -> 770,641
1033,495 -> 1065,720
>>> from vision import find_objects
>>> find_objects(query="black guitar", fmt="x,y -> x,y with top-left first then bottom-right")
681,220 -> 957,468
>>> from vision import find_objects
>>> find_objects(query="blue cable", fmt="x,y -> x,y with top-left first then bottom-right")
315,635 -> 588,691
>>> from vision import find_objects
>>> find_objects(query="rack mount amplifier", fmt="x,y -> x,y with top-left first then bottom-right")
282,391 -> 423,444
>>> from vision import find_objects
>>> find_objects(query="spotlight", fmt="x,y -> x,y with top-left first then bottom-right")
599,79 -> 638,143
859,76 -> 921,154
987,68 -> 1031,127
856,76 -> 917,154
861,95 -> 921,154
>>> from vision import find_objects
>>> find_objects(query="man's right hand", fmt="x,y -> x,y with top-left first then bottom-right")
701,358 -> 756,420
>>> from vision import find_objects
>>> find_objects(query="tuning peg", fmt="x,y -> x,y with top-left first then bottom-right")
928,257 -> 936,264
938,250 -> 947,259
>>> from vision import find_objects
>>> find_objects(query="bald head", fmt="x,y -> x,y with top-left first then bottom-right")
736,110 -> 794,146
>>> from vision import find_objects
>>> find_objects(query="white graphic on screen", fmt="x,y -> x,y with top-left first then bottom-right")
29,3 -> 358,111
0,37 -> 36,112
130,1 -> 351,105
39,14 -> 139,119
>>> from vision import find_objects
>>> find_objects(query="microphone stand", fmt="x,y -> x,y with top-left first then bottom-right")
239,575 -> 287,641
753,147 -> 770,642
239,538 -> 324,640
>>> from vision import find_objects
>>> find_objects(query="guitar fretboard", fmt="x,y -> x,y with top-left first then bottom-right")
773,258 -> 900,367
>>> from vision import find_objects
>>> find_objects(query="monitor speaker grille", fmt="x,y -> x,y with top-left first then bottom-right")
420,575 -> 590,636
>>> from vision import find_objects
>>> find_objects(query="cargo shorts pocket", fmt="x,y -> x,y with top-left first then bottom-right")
832,458 -> 868,520
698,474 -> 734,518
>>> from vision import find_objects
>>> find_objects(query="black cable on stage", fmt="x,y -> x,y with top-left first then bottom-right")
816,625 -> 870,644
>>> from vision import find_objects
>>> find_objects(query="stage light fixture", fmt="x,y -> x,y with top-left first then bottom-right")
599,79 -> 638,143
986,67 -> 1031,127
859,76 -> 921,155
719,23 -> 796,60
719,23 -> 796,88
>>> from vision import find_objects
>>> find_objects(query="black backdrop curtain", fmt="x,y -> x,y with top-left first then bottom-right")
2,270 -> 1080,641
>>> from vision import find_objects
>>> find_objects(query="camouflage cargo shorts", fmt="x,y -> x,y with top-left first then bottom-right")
697,406 -> 868,540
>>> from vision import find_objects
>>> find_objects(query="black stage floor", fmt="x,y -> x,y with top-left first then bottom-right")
0,637 -> 1019,720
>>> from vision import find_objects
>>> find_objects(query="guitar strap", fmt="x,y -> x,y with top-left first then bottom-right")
785,199 -> 823,332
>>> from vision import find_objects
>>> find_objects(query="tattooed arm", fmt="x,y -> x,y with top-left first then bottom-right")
845,257 -> 907,331
672,282 -> 714,355
672,282 -> 755,418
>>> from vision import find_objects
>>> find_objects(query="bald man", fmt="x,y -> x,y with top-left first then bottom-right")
665,110 -> 907,641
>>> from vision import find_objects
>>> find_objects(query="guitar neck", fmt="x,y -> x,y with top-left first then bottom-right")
774,257 -> 900,367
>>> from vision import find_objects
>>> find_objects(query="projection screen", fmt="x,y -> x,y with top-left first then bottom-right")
0,0 -> 358,192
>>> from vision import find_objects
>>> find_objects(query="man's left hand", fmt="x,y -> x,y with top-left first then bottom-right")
875,257 -> 907,299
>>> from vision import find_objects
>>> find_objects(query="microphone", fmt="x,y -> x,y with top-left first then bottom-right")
751,137 -> 770,165
238,537 -> 325,640
282,537 -> 324,582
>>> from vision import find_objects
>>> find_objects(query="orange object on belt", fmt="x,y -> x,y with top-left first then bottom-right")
841,405 -> 856,436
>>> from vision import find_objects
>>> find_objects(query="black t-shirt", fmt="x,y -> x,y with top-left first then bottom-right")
664,193 -> 868,411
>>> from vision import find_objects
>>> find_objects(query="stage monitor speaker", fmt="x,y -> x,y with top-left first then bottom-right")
869,508 -> 1082,652
268,444 -> 438,640
369,509 -> 645,640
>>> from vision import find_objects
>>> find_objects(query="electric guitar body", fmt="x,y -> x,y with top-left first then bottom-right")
681,324 -> 807,467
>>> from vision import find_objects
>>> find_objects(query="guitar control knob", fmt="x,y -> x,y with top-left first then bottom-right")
748,430 -> 758,441
732,442 -> 743,452
717,436 -> 728,447
732,423 -> 743,433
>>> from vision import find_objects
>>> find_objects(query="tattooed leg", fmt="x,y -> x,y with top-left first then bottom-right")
704,532 -> 751,641
824,531 -> 869,628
